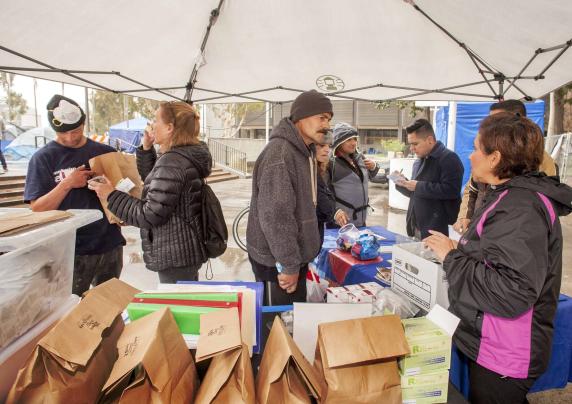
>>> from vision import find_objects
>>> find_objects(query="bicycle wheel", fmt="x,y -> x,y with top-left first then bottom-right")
232,206 -> 249,252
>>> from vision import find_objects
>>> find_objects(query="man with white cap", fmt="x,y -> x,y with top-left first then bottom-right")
329,122 -> 380,227
24,95 -> 125,295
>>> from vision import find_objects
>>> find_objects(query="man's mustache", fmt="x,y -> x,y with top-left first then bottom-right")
318,128 -> 332,134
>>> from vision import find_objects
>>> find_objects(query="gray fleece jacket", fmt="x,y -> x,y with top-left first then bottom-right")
246,117 -> 320,275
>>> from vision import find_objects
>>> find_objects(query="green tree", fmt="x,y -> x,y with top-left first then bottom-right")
375,100 -> 424,118
91,90 -> 159,134
92,91 -> 124,134
0,72 -> 28,123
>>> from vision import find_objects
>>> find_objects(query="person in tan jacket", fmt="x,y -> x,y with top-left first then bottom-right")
453,100 -> 557,233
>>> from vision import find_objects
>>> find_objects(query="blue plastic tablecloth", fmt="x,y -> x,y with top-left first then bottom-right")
313,226 -> 411,286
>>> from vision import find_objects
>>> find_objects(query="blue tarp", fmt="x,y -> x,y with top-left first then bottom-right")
435,101 -> 545,189
108,117 -> 148,153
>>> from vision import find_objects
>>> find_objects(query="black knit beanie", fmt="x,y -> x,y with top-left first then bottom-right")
290,90 -> 333,123
47,95 -> 86,133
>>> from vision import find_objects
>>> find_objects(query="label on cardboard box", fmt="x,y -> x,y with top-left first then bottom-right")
401,370 -> 449,404
399,349 -> 451,376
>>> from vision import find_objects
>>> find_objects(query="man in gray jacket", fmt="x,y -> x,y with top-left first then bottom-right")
247,90 -> 333,305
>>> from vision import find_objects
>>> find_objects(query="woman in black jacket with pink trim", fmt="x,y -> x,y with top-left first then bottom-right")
425,113 -> 572,404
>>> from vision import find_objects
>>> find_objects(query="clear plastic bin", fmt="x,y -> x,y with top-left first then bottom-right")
0,208 -> 102,349
0,295 -> 80,401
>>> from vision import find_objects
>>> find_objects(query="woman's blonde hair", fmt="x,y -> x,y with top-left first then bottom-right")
159,101 -> 200,149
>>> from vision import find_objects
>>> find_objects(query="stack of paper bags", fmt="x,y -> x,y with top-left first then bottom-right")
314,315 -> 410,403
7,279 -> 140,404
194,308 -> 255,404
99,307 -> 198,403
257,317 -> 325,404
129,284 -> 257,354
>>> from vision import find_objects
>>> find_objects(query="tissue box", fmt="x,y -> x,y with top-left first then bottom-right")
399,318 -> 452,376
401,370 -> 449,403
391,242 -> 449,310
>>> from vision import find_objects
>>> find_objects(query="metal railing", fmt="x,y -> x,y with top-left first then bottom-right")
207,138 -> 248,175
34,135 -> 50,148
546,133 -> 572,184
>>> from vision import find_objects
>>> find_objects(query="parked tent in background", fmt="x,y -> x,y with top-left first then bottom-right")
3,127 -> 55,160
108,117 -> 148,153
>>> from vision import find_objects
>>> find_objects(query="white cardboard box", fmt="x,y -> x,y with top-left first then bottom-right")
391,243 -> 449,311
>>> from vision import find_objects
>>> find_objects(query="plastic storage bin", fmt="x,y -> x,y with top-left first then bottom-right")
0,208 -> 102,349
0,295 -> 80,401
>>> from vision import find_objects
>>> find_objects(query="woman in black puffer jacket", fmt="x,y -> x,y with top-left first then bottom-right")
90,101 -> 212,283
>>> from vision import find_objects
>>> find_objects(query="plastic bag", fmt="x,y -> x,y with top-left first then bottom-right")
372,288 -> 420,319
351,233 -> 381,261
336,223 -> 360,251
306,267 -> 328,303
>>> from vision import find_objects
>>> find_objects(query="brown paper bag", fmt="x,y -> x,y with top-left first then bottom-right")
195,308 -> 255,404
89,151 -> 143,224
256,317 -> 324,404
314,315 -> 410,404
99,307 -> 198,404
7,279 -> 140,404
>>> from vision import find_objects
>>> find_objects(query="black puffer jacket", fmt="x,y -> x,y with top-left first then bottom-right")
317,173 -> 336,244
107,142 -> 212,271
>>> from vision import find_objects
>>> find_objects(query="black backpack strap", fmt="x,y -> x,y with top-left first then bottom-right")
334,196 -> 369,220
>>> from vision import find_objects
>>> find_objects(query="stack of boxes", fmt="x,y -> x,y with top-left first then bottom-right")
326,282 -> 383,303
399,317 -> 452,404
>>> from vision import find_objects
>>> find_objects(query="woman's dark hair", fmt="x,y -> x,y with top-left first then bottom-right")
489,99 -> 527,117
159,101 -> 200,149
478,112 -> 543,179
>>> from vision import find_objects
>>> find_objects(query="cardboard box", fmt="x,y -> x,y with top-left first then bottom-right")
326,282 -> 383,303
391,242 -> 449,310
401,370 -> 449,404
399,349 -> 451,376
399,317 -> 452,376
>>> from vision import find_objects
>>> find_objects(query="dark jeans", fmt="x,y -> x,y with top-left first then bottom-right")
73,246 -> 123,296
248,255 -> 307,306
469,360 -> 536,404
158,265 -> 200,283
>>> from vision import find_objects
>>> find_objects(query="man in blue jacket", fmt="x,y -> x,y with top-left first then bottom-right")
395,119 -> 464,239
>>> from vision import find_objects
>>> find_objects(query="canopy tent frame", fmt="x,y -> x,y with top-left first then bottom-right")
1,1 -> 571,104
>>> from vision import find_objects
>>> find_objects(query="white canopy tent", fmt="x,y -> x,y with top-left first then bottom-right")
1,0 -> 571,104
